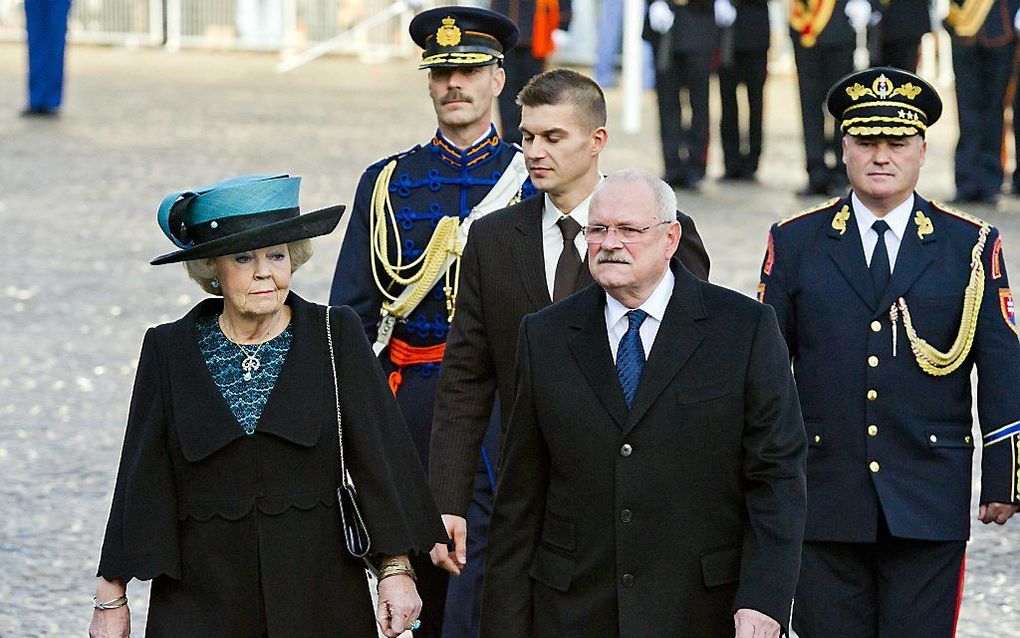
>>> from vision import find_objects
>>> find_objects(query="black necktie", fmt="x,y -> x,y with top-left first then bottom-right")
553,216 -> 582,302
870,219 -> 891,296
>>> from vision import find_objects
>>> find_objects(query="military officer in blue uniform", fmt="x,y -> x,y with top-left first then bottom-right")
760,67 -> 1020,638
944,0 -> 1019,204
329,7 -> 533,637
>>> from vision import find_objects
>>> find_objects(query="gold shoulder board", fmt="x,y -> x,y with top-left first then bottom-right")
779,197 -> 840,226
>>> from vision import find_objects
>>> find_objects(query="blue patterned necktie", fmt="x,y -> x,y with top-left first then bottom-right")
616,309 -> 649,408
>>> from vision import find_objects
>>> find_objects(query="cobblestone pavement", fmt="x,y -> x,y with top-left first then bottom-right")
1,42 -> 1017,637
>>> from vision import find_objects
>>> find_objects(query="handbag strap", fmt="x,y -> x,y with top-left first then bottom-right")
325,306 -> 352,488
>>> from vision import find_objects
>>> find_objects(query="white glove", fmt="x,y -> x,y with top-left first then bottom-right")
715,0 -> 737,28
649,0 -> 675,33
552,28 -> 570,50
1014,8 -> 1019,31
845,0 -> 872,30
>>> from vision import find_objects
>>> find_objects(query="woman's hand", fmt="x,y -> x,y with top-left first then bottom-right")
376,574 -> 422,637
89,578 -> 130,638
89,606 -> 130,638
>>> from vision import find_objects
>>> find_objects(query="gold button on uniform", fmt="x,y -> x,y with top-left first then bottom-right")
814,434 -> 821,444
867,389 -> 878,401
871,321 -> 882,332
965,435 -> 972,444
868,425 -> 878,436
868,356 -> 879,367
869,461 -> 880,473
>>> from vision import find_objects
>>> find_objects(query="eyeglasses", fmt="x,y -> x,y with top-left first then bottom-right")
582,221 -> 671,243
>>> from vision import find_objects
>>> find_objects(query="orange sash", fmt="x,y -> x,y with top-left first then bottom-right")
387,337 -> 446,395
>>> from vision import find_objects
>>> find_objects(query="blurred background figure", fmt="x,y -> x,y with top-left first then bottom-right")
491,0 -> 572,143
22,0 -> 71,116
789,0 -> 860,196
868,0 -> 932,72
717,0 -> 770,182
592,0 -> 654,89
944,0 -> 1018,205
237,0 -> 284,49
645,0 -> 718,190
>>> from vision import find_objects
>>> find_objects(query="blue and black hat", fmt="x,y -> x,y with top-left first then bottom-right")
151,174 -> 344,265
409,6 -> 519,70
826,67 -> 942,138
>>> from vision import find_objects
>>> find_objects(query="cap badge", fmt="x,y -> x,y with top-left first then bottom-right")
437,17 -> 462,46
873,74 -> 892,99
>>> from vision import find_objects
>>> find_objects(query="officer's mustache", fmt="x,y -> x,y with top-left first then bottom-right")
597,251 -> 631,264
441,91 -> 473,104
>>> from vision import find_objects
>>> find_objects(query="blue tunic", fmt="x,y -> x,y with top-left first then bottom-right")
330,125 -> 533,467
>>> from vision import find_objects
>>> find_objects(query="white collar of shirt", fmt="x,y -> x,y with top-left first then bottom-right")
852,192 -> 914,270
541,176 -> 604,298
604,269 -> 675,361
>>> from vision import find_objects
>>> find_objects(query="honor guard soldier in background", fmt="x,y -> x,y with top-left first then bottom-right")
328,7 -> 533,636
868,0 -> 932,72
717,0 -> 770,181
760,67 -> 1020,638
944,0 -> 1019,204
645,0 -> 720,190
21,0 -> 72,116
490,0 -> 572,144
790,0 -> 869,195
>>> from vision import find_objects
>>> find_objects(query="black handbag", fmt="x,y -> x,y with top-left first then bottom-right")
325,306 -> 377,575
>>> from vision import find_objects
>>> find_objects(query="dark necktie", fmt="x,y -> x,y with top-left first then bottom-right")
870,219 -> 891,297
553,216 -> 582,302
616,309 -> 649,408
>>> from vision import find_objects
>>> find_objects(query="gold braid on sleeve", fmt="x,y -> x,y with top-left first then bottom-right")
369,160 -> 463,322
894,225 -> 990,376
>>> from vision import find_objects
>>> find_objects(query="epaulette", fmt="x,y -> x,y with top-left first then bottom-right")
778,197 -> 840,227
930,200 -> 990,228
368,144 -> 422,170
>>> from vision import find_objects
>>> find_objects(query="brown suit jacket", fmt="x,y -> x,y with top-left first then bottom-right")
429,194 -> 711,514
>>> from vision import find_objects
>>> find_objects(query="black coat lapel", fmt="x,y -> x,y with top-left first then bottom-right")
827,199 -> 877,311
513,196 -> 554,309
874,195 -> 937,314
624,264 -> 707,433
568,286 -> 629,428
172,293 -> 322,463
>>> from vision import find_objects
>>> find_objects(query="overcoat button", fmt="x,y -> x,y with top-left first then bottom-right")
620,444 -> 633,457
622,574 -> 634,587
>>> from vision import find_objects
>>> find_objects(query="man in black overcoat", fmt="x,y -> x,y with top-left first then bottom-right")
482,170 -> 806,638
427,69 -> 710,638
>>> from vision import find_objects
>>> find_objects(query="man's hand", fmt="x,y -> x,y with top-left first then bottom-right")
648,0 -> 675,33
979,502 -> 1019,525
552,28 -> 571,51
376,575 -> 422,637
734,608 -> 780,638
430,514 -> 468,575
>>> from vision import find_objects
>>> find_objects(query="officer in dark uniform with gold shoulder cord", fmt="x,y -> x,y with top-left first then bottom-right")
329,8 -> 534,637
944,0 -> 1019,204
790,0 -> 868,195
760,67 -> 1020,637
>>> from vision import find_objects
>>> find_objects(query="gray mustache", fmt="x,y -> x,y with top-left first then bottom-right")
596,253 -> 630,264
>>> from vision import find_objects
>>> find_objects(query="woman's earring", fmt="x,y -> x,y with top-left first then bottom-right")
211,279 -> 220,289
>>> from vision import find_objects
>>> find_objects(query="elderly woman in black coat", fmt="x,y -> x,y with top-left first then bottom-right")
89,175 -> 445,637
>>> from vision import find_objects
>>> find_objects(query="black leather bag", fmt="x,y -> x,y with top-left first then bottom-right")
325,307 -> 377,576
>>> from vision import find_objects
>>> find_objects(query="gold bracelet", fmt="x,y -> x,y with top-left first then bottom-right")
377,563 -> 417,583
92,594 -> 128,610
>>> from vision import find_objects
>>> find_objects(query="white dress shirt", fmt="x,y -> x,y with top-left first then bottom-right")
542,181 -> 602,299
605,269 -> 675,362
852,192 -> 914,272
